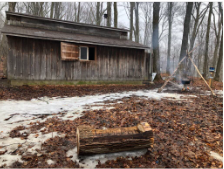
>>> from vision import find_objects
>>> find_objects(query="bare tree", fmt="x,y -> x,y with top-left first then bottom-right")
107,2 -> 111,27
166,2 -> 173,74
23,2 -> 49,17
130,2 -> 134,40
179,2 -> 193,61
77,2 -> 80,22
114,2 -> 118,28
50,2 -> 54,18
152,2 -> 162,81
54,2 -> 61,19
202,2 -> 213,78
141,3 -> 152,46
215,2 -> 223,81
8,2 -> 16,12
96,2 -> 100,25
0,2 -> 17,77
135,2 -> 139,43
188,2 -> 208,73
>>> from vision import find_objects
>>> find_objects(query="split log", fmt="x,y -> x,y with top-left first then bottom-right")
76,122 -> 154,156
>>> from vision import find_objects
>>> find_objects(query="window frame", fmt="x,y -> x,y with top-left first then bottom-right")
79,46 -> 89,61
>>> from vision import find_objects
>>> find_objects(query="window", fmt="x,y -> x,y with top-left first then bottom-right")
89,47 -> 95,60
79,46 -> 96,61
80,47 -> 88,60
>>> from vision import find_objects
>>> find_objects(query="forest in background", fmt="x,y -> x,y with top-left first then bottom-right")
0,2 -> 222,82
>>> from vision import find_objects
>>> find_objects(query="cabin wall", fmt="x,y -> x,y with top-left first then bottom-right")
7,36 -> 149,82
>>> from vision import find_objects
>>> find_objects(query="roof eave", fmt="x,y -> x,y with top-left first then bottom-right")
2,32 -> 150,50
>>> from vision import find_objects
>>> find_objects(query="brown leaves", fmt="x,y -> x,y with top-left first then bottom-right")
0,84 -> 155,101
189,125 -> 196,131
5,82 -> 223,168
96,94 -> 223,168
0,150 -> 7,155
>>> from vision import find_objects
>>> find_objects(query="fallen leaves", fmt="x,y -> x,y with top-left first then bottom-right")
189,125 -> 196,131
2,83 -> 223,168
0,84 -> 158,100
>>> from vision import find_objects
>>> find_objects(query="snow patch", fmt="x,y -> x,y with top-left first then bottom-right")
0,131 -> 65,167
204,90 -> 223,97
210,151 -> 223,162
0,89 -> 196,119
25,132 -> 60,154
0,154 -> 23,167
47,159 -> 55,165
66,147 -> 147,168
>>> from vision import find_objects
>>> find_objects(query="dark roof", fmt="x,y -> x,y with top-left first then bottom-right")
2,25 -> 149,49
6,11 -> 129,33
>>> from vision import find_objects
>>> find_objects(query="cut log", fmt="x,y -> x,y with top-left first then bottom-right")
76,122 -> 154,156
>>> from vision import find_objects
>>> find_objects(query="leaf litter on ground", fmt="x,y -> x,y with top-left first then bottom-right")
0,81 -> 223,168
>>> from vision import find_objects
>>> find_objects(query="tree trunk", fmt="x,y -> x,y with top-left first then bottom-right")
212,20 -> 221,67
76,2 -> 80,22
166,2 -> 173,75
107,2 -> 111,27
54,2 -> 61,19
1,2 -> 17,77
8,2 -> 16,12
218,2 -> 223,26
96,2 -> 100,26
135,2 -> 139,43
114,2 -> 118,28
50,2 -> 54,18
130,2 -> 134,40
188,3 -> 202,69
77,122 -> 154,156
214,3 -> 223,81
214,31 -> 223,81
179,2 -> 193,61
202,2 -> 213,79
152,2 -> 162,81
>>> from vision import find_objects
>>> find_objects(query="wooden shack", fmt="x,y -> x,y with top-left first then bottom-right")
2,11 -> 152,86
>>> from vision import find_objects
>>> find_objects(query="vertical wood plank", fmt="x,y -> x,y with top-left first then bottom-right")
51,42 -> 57,80
7,37 -> 13,79
39,39 -> 46,80
30,39 -> 35,80
46,41 -> 51,80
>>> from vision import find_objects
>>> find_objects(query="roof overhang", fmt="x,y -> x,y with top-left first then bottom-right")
2,25 -> 150,50
6,11 -> 129,33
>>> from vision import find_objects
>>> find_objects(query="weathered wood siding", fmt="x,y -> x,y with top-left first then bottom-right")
7,36 -> 148,81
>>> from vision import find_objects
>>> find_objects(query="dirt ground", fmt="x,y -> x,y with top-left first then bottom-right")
0,78 -> 223,168
0,77 -> 222,100
0,83 -> 161,100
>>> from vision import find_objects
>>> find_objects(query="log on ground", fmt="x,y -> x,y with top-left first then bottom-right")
76,122 -> 154,156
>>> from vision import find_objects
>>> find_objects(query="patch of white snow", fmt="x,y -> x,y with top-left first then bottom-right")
210,151 -> 223,162
47,159 -> 55,165
66,147 -> 147,168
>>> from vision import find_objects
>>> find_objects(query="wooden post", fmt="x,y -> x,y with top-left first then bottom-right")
209,78 -> 212,87
188,56 -> 216,96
